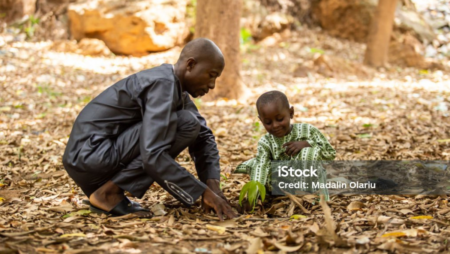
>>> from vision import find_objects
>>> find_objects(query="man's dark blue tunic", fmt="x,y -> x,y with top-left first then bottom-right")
63,64 -> 220,206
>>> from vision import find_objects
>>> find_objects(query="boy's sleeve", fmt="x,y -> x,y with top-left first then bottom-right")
235,158 -> 255,174
297,124 -> 336,161
249,137 -> 272,185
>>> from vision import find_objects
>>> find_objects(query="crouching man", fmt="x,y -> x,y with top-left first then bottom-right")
62,38 -> 236,220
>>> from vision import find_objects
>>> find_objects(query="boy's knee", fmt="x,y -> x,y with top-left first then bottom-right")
177,110 -> 200,135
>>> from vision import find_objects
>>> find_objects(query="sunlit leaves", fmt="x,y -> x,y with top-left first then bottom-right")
356,133 -> 372,139
290,214 -> 307,220
240,28 -> 252,45
309,48 -> 325,54
253,122 -> 261,132
206,225 -> 226,234
60,233 -> 86,238
362,123 -> 375,128
410,215 -> 433,220
62,209 -> 91,218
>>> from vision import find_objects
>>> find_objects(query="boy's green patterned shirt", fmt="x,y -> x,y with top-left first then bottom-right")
235,123 -> 336,185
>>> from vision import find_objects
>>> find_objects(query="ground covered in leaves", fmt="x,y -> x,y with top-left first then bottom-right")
1,27 -> 450,253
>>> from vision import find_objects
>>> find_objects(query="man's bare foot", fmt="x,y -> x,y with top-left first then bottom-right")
89,181 -> 152,217
89,181 -> 123,211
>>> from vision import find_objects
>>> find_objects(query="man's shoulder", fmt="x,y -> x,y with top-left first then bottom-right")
135,64 -> 175,85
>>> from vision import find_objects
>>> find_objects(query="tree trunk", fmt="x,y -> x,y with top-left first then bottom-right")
363,0 -> 398,67
195,0 -> 243,100
0,0 -> 37,23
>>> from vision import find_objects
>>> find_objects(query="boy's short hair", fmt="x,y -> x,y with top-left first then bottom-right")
256,90 -> 290,112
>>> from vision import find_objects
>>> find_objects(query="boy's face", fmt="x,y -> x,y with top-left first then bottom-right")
183,57 -> 224,98
258,101 -> 294,137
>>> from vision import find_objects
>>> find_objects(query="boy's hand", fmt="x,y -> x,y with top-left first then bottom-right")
282,141 -> 311,156
202,187 -> 237,221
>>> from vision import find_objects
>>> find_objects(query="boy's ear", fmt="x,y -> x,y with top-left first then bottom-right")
186,57 -> 197,72
289,106 -> 294,118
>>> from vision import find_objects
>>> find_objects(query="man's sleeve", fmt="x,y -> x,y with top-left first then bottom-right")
183,95 -> 221,183
139,78 -> 206,206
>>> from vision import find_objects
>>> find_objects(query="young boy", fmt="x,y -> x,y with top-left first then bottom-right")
235,90 -> 336,202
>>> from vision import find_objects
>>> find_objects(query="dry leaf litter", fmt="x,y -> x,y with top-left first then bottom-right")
0,27 -> 450,253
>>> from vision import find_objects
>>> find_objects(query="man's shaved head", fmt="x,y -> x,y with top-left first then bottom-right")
177,38 -> 224,64
174,38 -> 225,98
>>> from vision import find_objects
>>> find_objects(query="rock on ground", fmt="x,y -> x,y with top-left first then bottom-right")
67,0 -> 189,56
311,0 -> 444,68
253,13 -> 294,41
312,0 -> 435,43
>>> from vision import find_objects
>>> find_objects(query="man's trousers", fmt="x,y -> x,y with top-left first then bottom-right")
63,110 -> 201,198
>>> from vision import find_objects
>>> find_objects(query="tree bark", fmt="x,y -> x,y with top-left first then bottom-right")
0,0 -> 37,23
195,0 -> 243,100
363,0 -> 398,67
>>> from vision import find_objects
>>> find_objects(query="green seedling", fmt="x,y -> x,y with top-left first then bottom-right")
253,122 -> 261,132
310,48 -> 325,54
220,173 -> 228,190
356,133 -> 372,138
362,123 -> 375,128
37,84 -> 61,99
240,28 -> 252,45
239,180 -> 266,212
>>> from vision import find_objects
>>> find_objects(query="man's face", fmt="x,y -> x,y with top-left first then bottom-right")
258,101 -> 294,137
183,57 -> 224,98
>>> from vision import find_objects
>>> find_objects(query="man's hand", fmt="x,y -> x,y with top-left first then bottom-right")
202,187 -> 237,221
282,141 -> 311,156
206,179 -> 227,201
